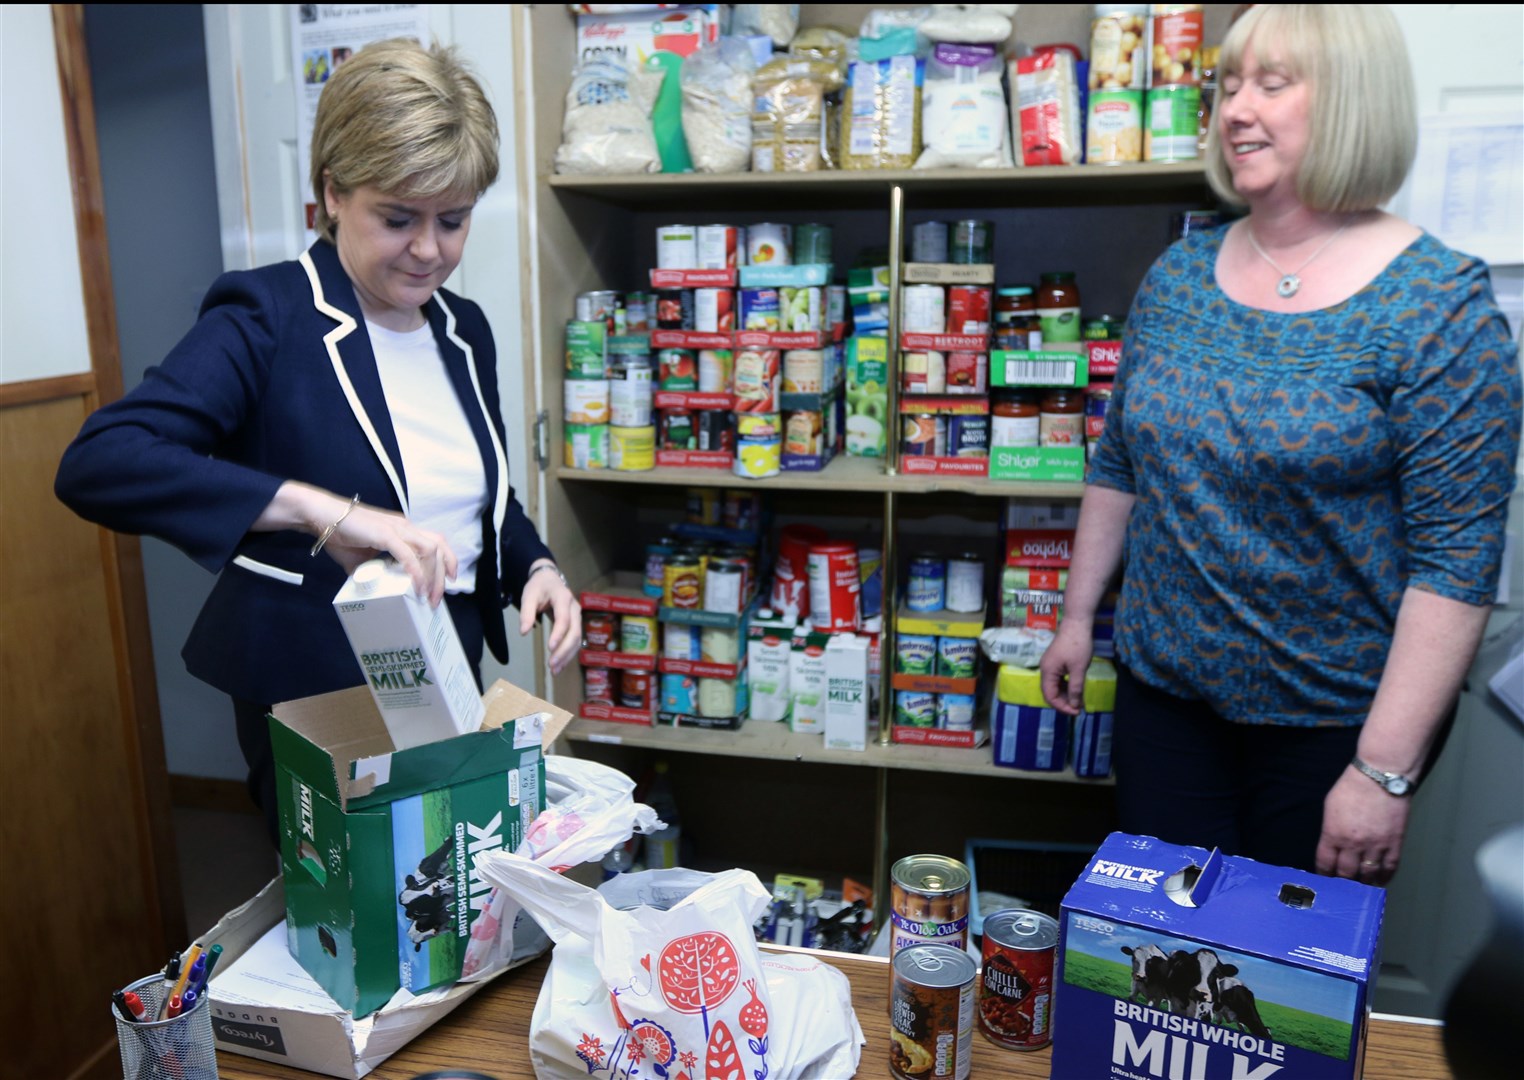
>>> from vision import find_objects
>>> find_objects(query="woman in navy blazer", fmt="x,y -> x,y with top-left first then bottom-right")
56,40 -> 579,840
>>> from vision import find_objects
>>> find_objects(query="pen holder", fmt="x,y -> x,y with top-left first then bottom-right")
113,973 -> 219,1080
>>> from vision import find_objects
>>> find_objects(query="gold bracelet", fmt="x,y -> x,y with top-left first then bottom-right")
310,493 -> 360,557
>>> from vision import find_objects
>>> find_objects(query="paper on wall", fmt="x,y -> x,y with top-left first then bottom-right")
1408,112 -> 1524,267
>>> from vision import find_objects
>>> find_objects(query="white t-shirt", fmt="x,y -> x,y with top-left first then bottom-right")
367,319 -> 488,593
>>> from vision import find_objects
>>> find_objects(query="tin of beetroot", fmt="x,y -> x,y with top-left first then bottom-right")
891,942 -> 976,1080
977,908 -> 1058,1050
583,613 -> 618,650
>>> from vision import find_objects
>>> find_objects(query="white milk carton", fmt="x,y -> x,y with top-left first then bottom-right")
824,634 -> 869,751
332,558 -> 485,749
746,609 -> 796,722
788,626 -> 831,733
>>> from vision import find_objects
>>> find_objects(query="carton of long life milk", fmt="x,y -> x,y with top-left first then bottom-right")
824,634 -> 869,751
747,609 -> 796,722
333,558 -> 485,749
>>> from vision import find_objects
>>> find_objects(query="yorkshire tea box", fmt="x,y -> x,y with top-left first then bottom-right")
273,680 -> 567,1018
1054,833 -> 1385,1080
333,558 -> 484,750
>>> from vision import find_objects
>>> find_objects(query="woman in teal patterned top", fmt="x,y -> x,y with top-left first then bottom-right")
1041,5 -> 1521,885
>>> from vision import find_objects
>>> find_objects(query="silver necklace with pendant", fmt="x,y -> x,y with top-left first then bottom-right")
1245,222 -> 1350,298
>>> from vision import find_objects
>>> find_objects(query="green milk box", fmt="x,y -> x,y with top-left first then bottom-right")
272,681 -> 561,1018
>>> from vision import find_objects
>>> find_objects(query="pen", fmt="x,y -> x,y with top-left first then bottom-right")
200,943 -> 224,988
112,990 -> 138,1024
161,944 -> 201,1020
181,987 -> 198,1014
165,994 -> 183,1020
183,955 -> 207,999
122,991 -> 150,1023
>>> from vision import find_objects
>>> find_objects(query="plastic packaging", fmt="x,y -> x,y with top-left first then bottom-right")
681,38 -> 757,173
919,4 -> 1016,45
554,55 -> 664,175
841,54 -> 925,169
914,43 -> 1013,169
732,3 -> 801,48
751,59 -> 828,172
1013,48 -> 1083,167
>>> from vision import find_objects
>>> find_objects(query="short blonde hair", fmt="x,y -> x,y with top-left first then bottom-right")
310,39 -> 499,241
1205,5 -> 1417,213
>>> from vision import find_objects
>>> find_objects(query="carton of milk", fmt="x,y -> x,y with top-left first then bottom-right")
788,625 -> 832,733
333,558 -> 485,749
824,634 -> 869,751
747,609 -> 796,722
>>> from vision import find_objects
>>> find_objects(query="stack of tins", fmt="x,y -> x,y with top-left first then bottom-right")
768,525 -> 882,632
581,607 -> 658,713
894,553 -> 985,732
1086,4 -> 1212,164
886,855 -> 1061,1079
564,289 -> 656,471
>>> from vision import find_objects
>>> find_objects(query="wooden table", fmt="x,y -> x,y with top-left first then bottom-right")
217,950 -> 1453,1079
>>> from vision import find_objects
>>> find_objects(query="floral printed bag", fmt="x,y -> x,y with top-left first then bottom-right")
472,857 -> 862,1079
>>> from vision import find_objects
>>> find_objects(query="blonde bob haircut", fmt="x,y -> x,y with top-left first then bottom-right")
310,39 -> 498,242
1205,5 -> 1417,213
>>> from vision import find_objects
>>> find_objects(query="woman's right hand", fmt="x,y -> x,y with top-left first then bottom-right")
1040,620 -> 1094,715
321,501 -> 457,607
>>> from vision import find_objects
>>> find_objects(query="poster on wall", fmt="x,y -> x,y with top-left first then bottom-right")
290,3 -> 431,244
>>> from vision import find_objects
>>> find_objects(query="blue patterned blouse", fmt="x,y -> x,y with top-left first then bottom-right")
1088,226 -> 1521,726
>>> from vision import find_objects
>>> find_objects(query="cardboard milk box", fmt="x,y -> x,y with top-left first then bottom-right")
273,679 -> 566,1018
1054,832 -> 1386,1080
333,558 -> 485,749
746,609 -> 796,722
788,625 -> 832,733
823,633 -> 870,751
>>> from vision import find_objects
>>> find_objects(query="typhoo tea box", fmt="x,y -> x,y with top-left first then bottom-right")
1054,832 -> 1385,1080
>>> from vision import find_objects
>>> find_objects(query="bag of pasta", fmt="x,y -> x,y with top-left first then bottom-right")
840,54 -> 924,169
751,58 -> 830,173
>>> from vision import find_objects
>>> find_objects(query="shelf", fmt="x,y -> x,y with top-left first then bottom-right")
563,716 -> 1112,784
546,162 -> 1212,210
556,453 -> 1084,498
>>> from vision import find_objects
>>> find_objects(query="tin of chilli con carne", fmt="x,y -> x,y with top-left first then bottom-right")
978,908 -> 1058,1050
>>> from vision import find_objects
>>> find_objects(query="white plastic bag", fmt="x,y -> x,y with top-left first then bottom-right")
460,757 -> 662,981
555,56 -> 665,175
681,39 -> 756,173
472,860 -> 864,1078
914,42 -> 1013,169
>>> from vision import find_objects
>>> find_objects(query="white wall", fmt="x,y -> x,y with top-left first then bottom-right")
1,4 -> 91,384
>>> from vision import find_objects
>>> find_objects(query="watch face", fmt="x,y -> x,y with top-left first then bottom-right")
1386,776 -> 1411,796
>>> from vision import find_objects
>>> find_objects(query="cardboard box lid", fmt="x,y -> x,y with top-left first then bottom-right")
1063,833 -> 1385,979
272,678 -> 571,812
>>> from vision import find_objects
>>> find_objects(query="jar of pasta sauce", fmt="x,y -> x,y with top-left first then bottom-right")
993,286 -> 1042,351
1039,388 -> 1085,446
1036,273 -> 1082,346
992,391 -> 1041,448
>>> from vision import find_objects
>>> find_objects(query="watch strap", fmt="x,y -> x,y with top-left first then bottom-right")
1351,756 -> 1413,796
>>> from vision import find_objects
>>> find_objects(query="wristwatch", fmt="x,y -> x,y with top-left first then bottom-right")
528,562 -> 569,589
1351,757 -> 1414,797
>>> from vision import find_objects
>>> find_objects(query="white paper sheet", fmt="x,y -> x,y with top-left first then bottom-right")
1409,112 -> 1524,267
213,921 -> 348,1011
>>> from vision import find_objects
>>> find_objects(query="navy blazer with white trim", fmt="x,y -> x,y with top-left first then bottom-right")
56,238 -> 552,703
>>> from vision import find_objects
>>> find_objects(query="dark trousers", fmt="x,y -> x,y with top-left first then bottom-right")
233,591 -> 487,848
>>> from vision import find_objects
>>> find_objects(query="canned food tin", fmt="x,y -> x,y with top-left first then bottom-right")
902,351 -> 946,395
1073,709 -> 1115,778
662,557 -> 703,609
656,288 -> 694,330
895,690 -> 937,727
610,425 -> 655,471
827,284 -> 848,332
945,555 -> 985,613
937,636 -> 980,680
696,224 -> 739,270
947,286 -> 992,335
806,542 -> 861,632
911,220 -> 949,264
704,556 -> 746,614
1087,89 -> 1144,163
783,410 -> 823,457
739,287 -> 782,332
890,854 -> 972,958
1145,85 -> 1201,162
696,409 -> 735,452
644,541 -> 671,598
891,943 -> 977,1080
661,672 -> 698,714
687,487 -> 721,525
937,693 -> 977,731
694,288 -> 735,333
1150,3 -> 1204,87
733,349 -> 781,412
977,909 -> 1058,1050
946,414 -> 989,459
779,286 -> 823,332
907,555 -> 947,612
951,220 -> 994,265
901,413 -> 946,458
793,223 -> 833,265
565,320 -> 607,379
1086,383 -> 1113,443
734,412 -> 782,479
698,349 -> 733,393
658,348 -> 697,390
700,626 -> 741,664
564,379 -> 611,425
584,613 -> 618,650
623,291 -> 652,332
575,290 -> 620,324
1083,315 -> 1123,341
663,621 -> 702,661
901,284 -> 946,333
747,222 -> 791,265
656,224 -> 698,269
609,358 -> 653,428
782,349 -> 824,394
660,409 -> 696,451
564,423 -> 609,469
896,634 -> 938,676
945,351 -> 987,395
584,666 -> 615,706
619,614 -> 657,656
698,677 -> 737,718
1089,7 -> 1149,91
619,668 -> 654,710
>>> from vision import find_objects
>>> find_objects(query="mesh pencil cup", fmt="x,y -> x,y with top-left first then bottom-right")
113,972 -> 219,1080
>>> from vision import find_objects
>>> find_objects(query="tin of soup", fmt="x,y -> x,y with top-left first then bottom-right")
619,615 -> 657,657
890,854 -> 971,959
583,613 -> 618,651
583,666 -> 615,706
977,909 -> 1058,1050
891,943 -> 976,1080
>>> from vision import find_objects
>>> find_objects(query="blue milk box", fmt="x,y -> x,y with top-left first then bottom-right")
1054,833 -> 1385,1080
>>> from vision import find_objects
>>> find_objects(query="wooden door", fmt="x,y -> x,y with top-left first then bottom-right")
0,7 -> 182,1078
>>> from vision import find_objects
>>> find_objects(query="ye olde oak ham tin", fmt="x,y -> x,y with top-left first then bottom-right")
978,908 -> 1058,1050
890,855 -> 972,958
891,943 -> 977,1080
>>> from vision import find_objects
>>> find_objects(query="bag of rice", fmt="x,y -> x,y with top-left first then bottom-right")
914,43 -> 1012,170
681,38 -> 756,173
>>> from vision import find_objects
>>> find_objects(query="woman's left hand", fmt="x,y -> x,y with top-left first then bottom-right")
519,562 -> 581,675
1316,767 -> 1411,886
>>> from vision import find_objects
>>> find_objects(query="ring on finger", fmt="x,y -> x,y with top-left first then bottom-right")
1360,859 -> 1380,868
